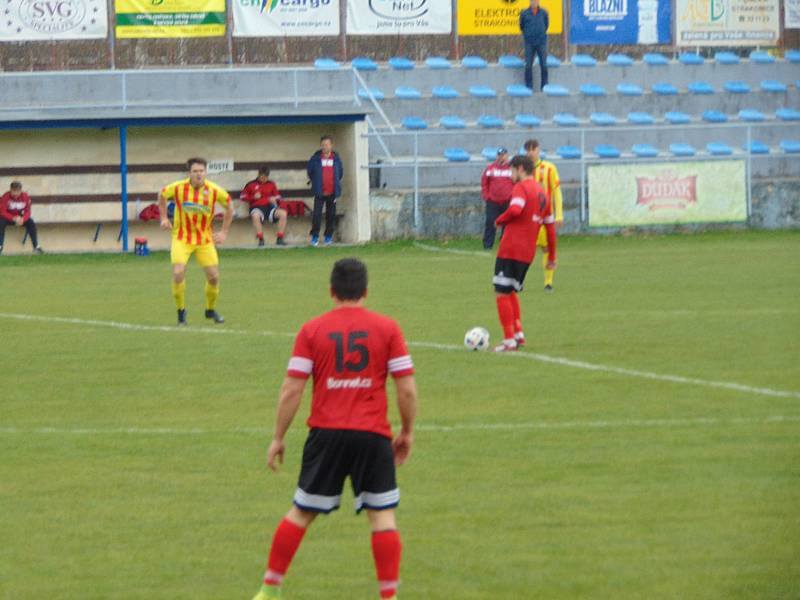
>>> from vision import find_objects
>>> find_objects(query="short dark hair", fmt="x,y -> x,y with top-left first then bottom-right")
258,165 -> 270,177
10,181 -> 22,190
330,258 -> 367,301
510,155 -> 534,175
186,157 -> 207,170
523,139 -> 539,152
320,135 -> 333,143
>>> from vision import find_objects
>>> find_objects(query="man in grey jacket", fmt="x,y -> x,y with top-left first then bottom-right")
520,0 -> 550,91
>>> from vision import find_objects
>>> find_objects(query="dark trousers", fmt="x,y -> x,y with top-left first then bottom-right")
0,217 -> 39,248
310,194 -> 336,238
524,41 -> 549,91
483,201 -> 509,249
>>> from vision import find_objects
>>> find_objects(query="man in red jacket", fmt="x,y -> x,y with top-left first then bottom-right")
480,148 -> 514,249
0,181 -> 43,255
240,166 -> 289,247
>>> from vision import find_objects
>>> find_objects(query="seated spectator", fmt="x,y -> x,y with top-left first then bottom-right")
240,166 -> 288,247
0,181 -> 43,255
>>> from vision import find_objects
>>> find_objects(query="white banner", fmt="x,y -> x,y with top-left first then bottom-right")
786,0 -> 800,28
1,0 -> 107,40
676,0 -> 779,45
233,0 -> 339,37
347,0 -> 451,35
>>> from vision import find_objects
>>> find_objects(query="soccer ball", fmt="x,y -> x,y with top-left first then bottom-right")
464,327 -> 490,351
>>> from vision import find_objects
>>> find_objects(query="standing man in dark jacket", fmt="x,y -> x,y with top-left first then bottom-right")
520,0 -> 550,91
480,148 -> 514,249
307,135 -> 344,246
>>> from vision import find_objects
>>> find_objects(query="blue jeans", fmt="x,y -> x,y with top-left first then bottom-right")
524,41 -> 548,91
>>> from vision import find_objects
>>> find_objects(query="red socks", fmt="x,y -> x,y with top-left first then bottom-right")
256,232 -> 264,241
544,222 -> 557,263
509,292 -> 522,333
372,530 -> 402,598
277,232 -> 284,239
263,518 -> 306,587
495,294 -> 516,341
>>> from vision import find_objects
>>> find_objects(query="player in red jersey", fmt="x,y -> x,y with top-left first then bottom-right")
240,166 -> 288,247
492,155 -> 556,352
252,258 -> 417,600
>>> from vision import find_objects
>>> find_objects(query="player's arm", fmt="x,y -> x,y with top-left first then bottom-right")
392,375 -> 417,466
496,196 -> 524,226
158,186 -> 172,230
213,190 -> 234,245
21,193 -> 32,222
0,193 -> 13,222
267,375 -> 307,472
550,167 -> 564,227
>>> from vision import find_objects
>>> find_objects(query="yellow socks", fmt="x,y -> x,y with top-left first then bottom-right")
171,280 -> 186,310
205,281 -> 220,310
543,254 -> 554,286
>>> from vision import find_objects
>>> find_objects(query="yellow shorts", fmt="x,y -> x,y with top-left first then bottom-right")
171,240 -> 218,267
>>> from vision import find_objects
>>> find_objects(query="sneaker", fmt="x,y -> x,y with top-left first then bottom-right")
177,309 -> 187,326
205,309 -> 225,324
252,585 -> 281,600
0,245 -> 3,256
276,236 -> 286,246
310,235 -> 319,247
493,340 -> 518,352
514,332 -> 525,347
544,284 -> 553,293
258,237 -> 265,247
323,235 -> 333,246
34,246 -> 44,254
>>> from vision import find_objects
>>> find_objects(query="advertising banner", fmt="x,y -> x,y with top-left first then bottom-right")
675,0 -> 779,45
233,0 -> 339,37
588,161 -> 746,226
1,0 -> 107,40
347,0 -> 451,35
458,0 -> 562,36
569,0 -> 670,44
115,0 -> 225,38
786,0 -> 800,28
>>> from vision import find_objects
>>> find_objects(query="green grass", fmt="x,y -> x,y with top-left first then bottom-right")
1,231 -> 799,599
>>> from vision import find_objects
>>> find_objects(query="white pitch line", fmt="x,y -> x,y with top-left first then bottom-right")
413,241 -> 491,257
1,311 -> 799,400
1,415 -> 799,436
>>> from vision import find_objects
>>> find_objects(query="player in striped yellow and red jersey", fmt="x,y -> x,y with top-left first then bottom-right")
158,157 -> 233,326
525,139 -> 563,291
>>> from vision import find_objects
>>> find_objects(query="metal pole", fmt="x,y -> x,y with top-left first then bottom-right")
293,70 -> 299,108
580,128 -> 586,223
746,125 -> 752,220
413,132 -> 420,234
120,125 -> 129,252
107,0 -> 115,69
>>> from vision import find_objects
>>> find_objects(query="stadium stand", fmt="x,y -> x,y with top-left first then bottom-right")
402,117 -> 428,130
462,55 -> 488,69
314,58 -> 341,70
389,57 -> 414,70
440,115 -> 466,129
580,84 -> 606,97
425,57 -> 451,70
499,55 -> 525,69
352,57 -> 378,71
632,143 -> 659,157
594,144 -> 621,158
707,142 -> 733,155
444,148 -> 470,161
679,53 -> 704,66
572,54 -> 598,67
432,86 -> 460,99
670,143 -> 696,156
608,53 -> 634,67
516,114 -> 542,127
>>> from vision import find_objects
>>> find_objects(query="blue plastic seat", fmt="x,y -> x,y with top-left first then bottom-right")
507,84 -> 533,97
617,82 -> 643,96
707,142 -> 733,156
556,146 -> 581,159
644,53 -> 669,66
543,84 -> 569,97
401,117 -> 427,130
738,109 -> 765,122
572,54 -> 597,67
702,110 -> 727,123
357,87 -> 384,101
670,143 -> 696,157
679,53 -> 704,65
780,140 -> 800,153
462,55 -> 488,69
743,141 -> 769,154
469,85 -> 496,98
715,51 -> 740,65
515,113 -> 542,127
395,86 -> 421,100
389,56 -> 414,70
652,82 -> 678,95
425,56 -> 451,70
632,143 -> 658,157
608,53 -> 633,67
580,83 -> 606,97
724,80 -> 750,94
432,86 -> 460,99
594,144 -> 620,158
351,56 -> 377,71
499,55 -> 524,69
477,115 -> 504,129
553,113 -> 580,127
439,115 -> 466,129
750,50 -> 775,64
761,80 -> 787,92
444,148 -> 470,162
776,108 -> 800,121
628,111 -> 655,125
688,81 -> 714,94
545,55 -> 561,68
314,58 -> 340,70
590,112 -> 616,126
665,111 -> 691,124
482,147 -> 501,161
787,50 -> 800,63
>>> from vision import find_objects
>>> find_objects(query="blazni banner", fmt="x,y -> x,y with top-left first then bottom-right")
1,0 -> 107,40
347,0 -> 451,35
458,0 -> 563,36
570,0 -> 670,44
588,161 -> 746,227
115,0 -> 225,38
676,0 -> 779,45
233,0 -> 339,36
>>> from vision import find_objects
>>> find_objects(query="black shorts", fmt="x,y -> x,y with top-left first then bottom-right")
493,257 -> 531,294
250,204 -> 279,224
294,428 -> 399,514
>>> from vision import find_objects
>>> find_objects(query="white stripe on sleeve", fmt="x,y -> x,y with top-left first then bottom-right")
509,197 -> 525,209
287,356 -> 313,373
388,355 -> 414,372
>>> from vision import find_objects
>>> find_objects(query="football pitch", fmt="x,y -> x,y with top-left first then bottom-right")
1,231 -> 799,600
